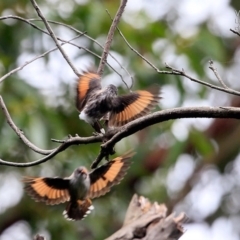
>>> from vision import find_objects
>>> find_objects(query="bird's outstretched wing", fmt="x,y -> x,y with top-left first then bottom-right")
76,71 -> 102,111
23,177 -> 70,205
109,87 -> 161,127
88,150 -> 135,198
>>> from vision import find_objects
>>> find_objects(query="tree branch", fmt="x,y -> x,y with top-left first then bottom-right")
30,0 -> 80,76
0,34 -> 83,84
29,19 -> 133,88
0,134 -> 102,167
97,0 -> 128,76
208,60 -> 229,89
0,96 -> 54,155
0,15 -> 132,88
92,106 -> 240,168
165,63 -> 240,97
2,105 -> 240,168
110,18 -> 240,97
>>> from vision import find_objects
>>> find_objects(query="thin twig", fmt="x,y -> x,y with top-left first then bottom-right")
0,135 -> 102,167
105,9 -> 135,90
111,15 -> 240,97
0,35 -> 83,84
97,0 -> 128,76
108,10 -> 162,76
208,60 -> 229,89
30,0 -> 80,76
29,19 -> 132,88
0,15 -> 49,35
0,96 -> 54,155
230,28 -> 240,37
165,63 -> 240,96
0,15 -> 132,86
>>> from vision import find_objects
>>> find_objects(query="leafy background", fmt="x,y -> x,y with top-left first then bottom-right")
1,0 -> 240,239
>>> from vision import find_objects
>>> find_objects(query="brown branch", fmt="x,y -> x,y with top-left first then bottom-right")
106,194 -> 186,240
29,19 -> 132,88
97,0 -> 128,76
105,9 -> 136,89
112,19 -> 240,96
230,28 -> 240,37
0,95 -> 54,155
0,15 -> 132,88
30,0 -> 80,77
0,34 -> 83,84
0,15 -> 50,35
2,89 -> 240,168
208,60 -> 229,89
92,106 -> 240,168
106,9 -> 163,77
165,63 -> 240,97
0,134 -> 102,167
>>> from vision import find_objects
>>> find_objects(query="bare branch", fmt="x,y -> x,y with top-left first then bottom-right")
2,106 -> 240,168
0,15 -> 132,87
0,135 -> 102,167
110,17 -> 240,97
30,0 -> 80,76
107,10 -> 164,77
105,9 -> 136,89
29,19 -> 133,88
165,63 -> 240,97
0,34 -> 83,84
0,15 -> 49,35
97,0 -> 128,76
92,106 -> 240,168
230,28 -> 240,37
208,60 -> 229,89
0,96 -> 54,155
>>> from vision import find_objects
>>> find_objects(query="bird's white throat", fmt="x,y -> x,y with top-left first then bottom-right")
79,111 -> 93,124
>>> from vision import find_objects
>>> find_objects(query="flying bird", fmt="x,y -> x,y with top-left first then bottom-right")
76,71 -> 161,133
23,151 -> 135,221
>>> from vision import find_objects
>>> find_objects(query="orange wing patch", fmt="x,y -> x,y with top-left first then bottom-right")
88,151 -> 135,199
23,177 -> 70,205
109,89 -> 160,127
76,71 -> 101,111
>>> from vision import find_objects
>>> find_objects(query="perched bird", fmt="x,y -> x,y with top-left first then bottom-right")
76,71 -> 161,133
23,151 -> 135,221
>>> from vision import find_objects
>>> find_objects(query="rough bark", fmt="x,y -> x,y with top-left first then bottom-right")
105,194 -> 186,240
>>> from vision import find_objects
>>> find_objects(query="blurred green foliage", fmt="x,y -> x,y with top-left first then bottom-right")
0,0 -> 240,240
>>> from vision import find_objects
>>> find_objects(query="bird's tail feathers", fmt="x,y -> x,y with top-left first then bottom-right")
63,198 -> 94,221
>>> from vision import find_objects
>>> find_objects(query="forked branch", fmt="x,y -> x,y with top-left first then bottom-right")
1,104 -> 240,168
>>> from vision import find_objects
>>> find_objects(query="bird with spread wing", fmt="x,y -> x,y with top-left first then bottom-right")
23,151 -> 135,221
76,71 -> 161,133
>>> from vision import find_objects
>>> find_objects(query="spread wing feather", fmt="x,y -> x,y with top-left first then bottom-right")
76,71 -> 102,111
23,177 -> 70,205
88,150 -> 135,199
109,87 -> 161,127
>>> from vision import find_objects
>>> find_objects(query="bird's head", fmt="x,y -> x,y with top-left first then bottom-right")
106,84 -> 118,96
74,167 -> 88,180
